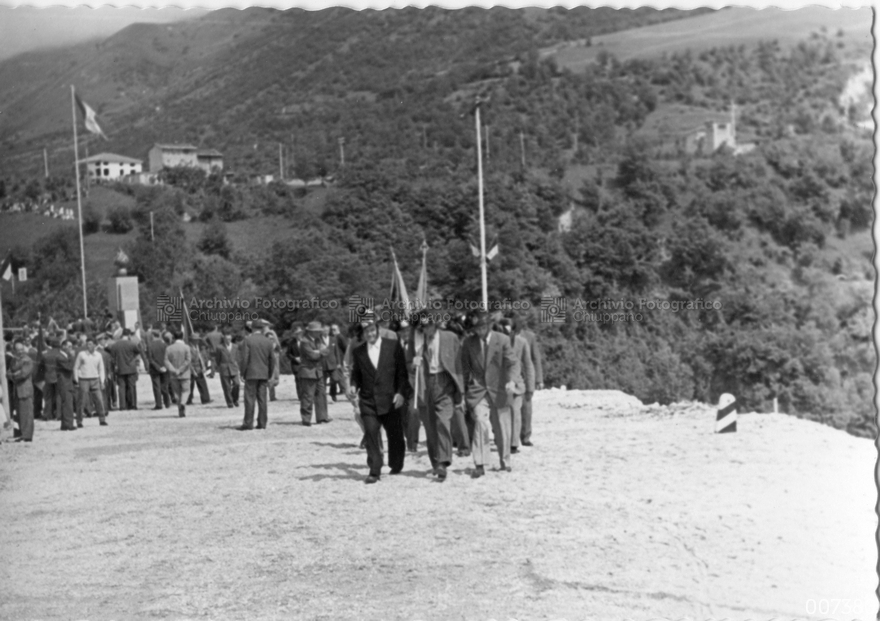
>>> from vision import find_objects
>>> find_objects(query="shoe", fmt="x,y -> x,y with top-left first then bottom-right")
359,440 -> 366,449
389,468 -> 402,475
179,413 -> 186,418
76,422 -> 83,428
471,465 -> 485,479
436,466 -> 447,481
236,425 -> 252,431
152,407 -> 163,411
365,475 -> 379,484
502,466 -> 512,472
100,421 -> 108,426
302,421 -> 312,427
511,447 -> 519,454
227,404 -> 233,409
22,438 -> 32,442
233,402 -> 239,408
522,440 -> 533,447
256,425 -> 265,430
458,449 -> 471,458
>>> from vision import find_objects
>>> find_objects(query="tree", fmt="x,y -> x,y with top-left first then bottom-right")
197,220 -> 233,259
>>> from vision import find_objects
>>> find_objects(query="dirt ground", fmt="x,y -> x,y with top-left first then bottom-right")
0,376 -> 876,621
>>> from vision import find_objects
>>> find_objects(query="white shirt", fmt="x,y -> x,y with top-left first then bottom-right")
74,350 -> 105,384
367,338 -> 382,368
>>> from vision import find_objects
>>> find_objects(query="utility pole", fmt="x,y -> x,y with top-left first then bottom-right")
338,137 -> 345,167
150,211 -> 155,242
44,148 -> 49,178
278,142 -> 284,181
519,130 -> 526,169
474,98 -> 488,311
485,125 -> 490,164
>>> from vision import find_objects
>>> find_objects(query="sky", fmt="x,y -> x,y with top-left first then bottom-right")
0,0 -> 872,62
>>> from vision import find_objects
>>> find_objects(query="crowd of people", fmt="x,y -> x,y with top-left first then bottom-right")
3,307 -> 544,484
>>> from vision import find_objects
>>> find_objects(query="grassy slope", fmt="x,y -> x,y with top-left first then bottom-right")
545,6 -> 872,69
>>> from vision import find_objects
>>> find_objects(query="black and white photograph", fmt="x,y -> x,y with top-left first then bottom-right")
0,1 -> 875,619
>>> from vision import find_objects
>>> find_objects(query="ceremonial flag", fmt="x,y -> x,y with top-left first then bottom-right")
115,247 -> 130,265
179,288 -> 195,343
75,93 -> 108,140
415,239 -> 428,309
389,248 -> 411,313
0,253 -> 11,281
486,236 -> 499,261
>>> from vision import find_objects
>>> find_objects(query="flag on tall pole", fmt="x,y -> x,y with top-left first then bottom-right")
70,86 -> 89,320
0,252 -> 12,282
415,239 -> 428,310
74,93 -> 108,140
179,288 -> 195,343
389,248 -> 411,314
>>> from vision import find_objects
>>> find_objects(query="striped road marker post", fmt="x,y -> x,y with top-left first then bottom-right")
715,393 -> 737,434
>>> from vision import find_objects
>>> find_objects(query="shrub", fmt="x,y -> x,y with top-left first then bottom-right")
107,205 -> 134,234
82,203 -> 101,234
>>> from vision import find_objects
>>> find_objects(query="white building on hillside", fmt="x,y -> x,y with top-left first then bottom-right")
80,153 -> 143,182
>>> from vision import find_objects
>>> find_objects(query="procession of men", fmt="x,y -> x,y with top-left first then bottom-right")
3,307 -> 544,484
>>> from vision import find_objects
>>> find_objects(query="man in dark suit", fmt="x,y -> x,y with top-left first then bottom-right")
97,334 -> 117,412
39,338 -> 67,421
147,329 -> 171,410
238,319 -> 276,430
107,329 -> 142,410
460,311 -> 518,478
285,326 -> 304,401
7,339 -> 35,442
407,312 -> 465,481
216,332 -> 241,408
348,315 -> 412,484
297,321 -> 330,426
57,338 -> 77,430
186,336 -> 212,405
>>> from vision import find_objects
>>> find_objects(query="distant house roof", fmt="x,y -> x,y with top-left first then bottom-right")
197,149 -> 223,157
153,143 -> 198,151
80,153 -> 142,164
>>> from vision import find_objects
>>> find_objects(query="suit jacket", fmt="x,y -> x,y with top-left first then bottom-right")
190,344 -> 207,375
406,329 -> 464,403
40,348 -> 69,384
98,347 -> 114,379
164,341 -> 192,380
239,332 -> 275,381
8,354 -> 34,399
321,335 -> 340,372
342,328 -> 397,381
519,329 -> 543,386
108,339 -> 141,375
297,334 -> 327,380
350,337 -> 412,417
460,330 -> 518,410
204,330 -> 224,354
147,339 -> 168,374
215,343 -> 240,377
509,334 -> 536,395
285,338 -> 302,373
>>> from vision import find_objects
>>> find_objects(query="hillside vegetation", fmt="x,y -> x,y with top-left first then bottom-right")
0,7 -> 874,438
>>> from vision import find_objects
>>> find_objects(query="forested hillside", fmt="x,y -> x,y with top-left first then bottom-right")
0,8 -> 874,437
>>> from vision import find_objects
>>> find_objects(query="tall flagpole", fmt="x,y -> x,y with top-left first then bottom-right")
474,97 -> 488,311
0,284 -> 11,434
70,86 -> 88,320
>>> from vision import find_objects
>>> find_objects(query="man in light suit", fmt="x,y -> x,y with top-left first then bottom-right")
499,318 -> 536,454
348,315 -> 412,484
460,311 -> 518,478
8,339 -> 35,442
238,319 -> 276,430
513,315 -> 543,447
407,312 -> 465,481
215,332 -> 241,408
163,331 -> 191,418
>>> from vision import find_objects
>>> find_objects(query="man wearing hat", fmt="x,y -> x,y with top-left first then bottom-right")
106,329 -> 142,410
7,339 -> 35,442
238,318 -> 276,430
215,332 -> 241,408
186,335 -> 212,406
297,321 -> 330,426
408,311 -> 464,481
498,317 -> 535,455
348,314 -> 412,484
460,311 -> 518,478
